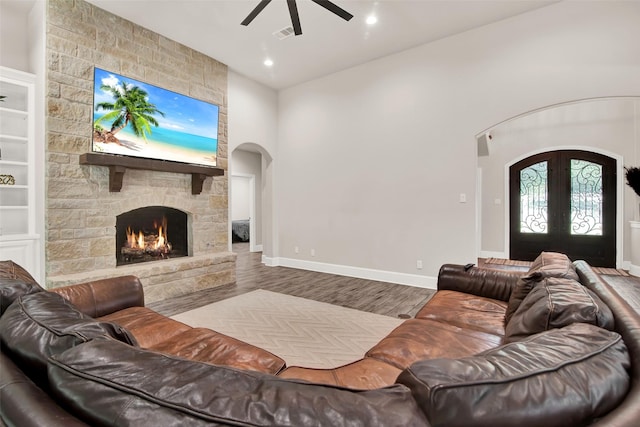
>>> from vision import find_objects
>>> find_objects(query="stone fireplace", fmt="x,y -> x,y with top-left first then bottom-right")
45,165 -> 235,303
44,0 -> 235,303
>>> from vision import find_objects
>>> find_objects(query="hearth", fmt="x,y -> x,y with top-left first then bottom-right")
116,206 -> 188,266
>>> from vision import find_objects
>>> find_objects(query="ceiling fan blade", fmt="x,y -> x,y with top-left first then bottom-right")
287,0 -> 302,35
310,0 -> 353,21
241,0 -> 272,26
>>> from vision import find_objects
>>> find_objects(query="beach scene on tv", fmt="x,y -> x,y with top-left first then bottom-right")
92,67 -> 219,167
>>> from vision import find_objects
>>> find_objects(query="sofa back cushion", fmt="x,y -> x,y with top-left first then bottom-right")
505,276 -> 614,342
504,252 -> 579,324
48,339 -> 429,427
0,260 -> 39,285
0,292 -> 137,387
1,277 -> 44,315
397,323 -> 630,427
0,260 -> 44,315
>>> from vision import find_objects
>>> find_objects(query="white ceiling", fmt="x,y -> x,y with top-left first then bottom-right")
11,0 -> 557,90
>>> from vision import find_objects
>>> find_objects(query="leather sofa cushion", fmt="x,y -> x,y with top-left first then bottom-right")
48,339 -> 429,427
0,352 -> 89,427
0,292 -> 137,387
0,260 -> 39,286
149,327 -> 286,375
278,357 -> 402,390
505,276 -> 614,342
505,251 -> 579,324
366,318 -> 502,369
50,276 -> 144,318
397,323 -> 630,427
416,290 -> 507,336
0,260 -> 44,315
98,306 -> 192,348
1,277 -> 44,315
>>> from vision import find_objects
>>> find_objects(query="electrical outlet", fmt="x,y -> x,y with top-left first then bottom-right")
311,249 -> 316,257
416,260 -> 423,270
459,193 -> 467,203
294,246 -> 299,254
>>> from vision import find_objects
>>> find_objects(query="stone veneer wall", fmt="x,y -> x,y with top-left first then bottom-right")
45,0 -> 234,302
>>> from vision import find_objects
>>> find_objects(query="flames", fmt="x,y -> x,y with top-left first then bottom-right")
124,217 -> 172,254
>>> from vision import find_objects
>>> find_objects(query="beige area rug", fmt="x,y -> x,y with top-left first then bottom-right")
171,290 -> 404,369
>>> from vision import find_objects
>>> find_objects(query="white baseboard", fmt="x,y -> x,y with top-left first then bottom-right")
251,244 -> 263,253
261,256 -> 437,290
262,255 -> 277,266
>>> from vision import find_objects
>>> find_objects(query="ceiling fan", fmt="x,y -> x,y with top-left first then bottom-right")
241,0 -> 354,36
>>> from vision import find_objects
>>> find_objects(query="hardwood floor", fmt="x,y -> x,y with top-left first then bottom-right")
149,243 -> 435,318
149,244 -> 640,317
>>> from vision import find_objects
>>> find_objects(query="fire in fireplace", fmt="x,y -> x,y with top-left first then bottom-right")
116,206 -> 188,266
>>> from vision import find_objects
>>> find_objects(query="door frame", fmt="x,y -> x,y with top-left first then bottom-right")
503,145 -> 624,267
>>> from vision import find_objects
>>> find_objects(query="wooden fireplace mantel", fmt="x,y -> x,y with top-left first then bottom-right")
79,153 -> 224,195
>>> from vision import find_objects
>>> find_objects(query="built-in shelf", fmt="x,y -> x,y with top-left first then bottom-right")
0,67 -> 42,282
79,152 -> 225,195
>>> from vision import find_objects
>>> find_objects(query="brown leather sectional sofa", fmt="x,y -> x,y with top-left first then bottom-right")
1,252 -> 639,426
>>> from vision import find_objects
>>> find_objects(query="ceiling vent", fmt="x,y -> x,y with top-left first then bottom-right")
273,26 -> 295,40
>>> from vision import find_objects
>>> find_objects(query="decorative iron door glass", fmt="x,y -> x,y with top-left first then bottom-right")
510,150 -> 616,267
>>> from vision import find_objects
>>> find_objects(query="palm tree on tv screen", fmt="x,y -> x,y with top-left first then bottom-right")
94,80 -> 164,141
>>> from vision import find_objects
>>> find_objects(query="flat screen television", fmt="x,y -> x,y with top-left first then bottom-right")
92,67 -> 219,167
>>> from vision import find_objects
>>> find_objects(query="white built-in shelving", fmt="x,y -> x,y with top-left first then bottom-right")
0,66 -> 40,279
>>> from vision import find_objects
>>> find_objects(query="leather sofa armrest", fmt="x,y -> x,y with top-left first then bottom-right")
437,264 -> 525,302
574,260 -> 640,427
50,276 -> 144,318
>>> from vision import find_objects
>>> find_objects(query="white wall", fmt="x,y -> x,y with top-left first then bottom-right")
0,1 -> 31,72
231,175 -> 251,221
228,70 -> 278,257
28,0 -> 46,283
227,71 -> 278,156
277,1 -> 640,284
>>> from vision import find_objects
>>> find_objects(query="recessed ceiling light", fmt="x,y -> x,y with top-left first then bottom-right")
264,59 -> 274,67
366,15 -> 377,25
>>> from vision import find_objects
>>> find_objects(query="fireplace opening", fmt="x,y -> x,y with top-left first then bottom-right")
116,206 -> 188,266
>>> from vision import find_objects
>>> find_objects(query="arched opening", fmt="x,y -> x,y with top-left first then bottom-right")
477,97 -> 639,268
230,143 -> 274,258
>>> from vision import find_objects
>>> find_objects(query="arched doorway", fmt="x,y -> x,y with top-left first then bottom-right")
509,150 -> 617,267
477,97 -> 636,269
230,143 -> 274,257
